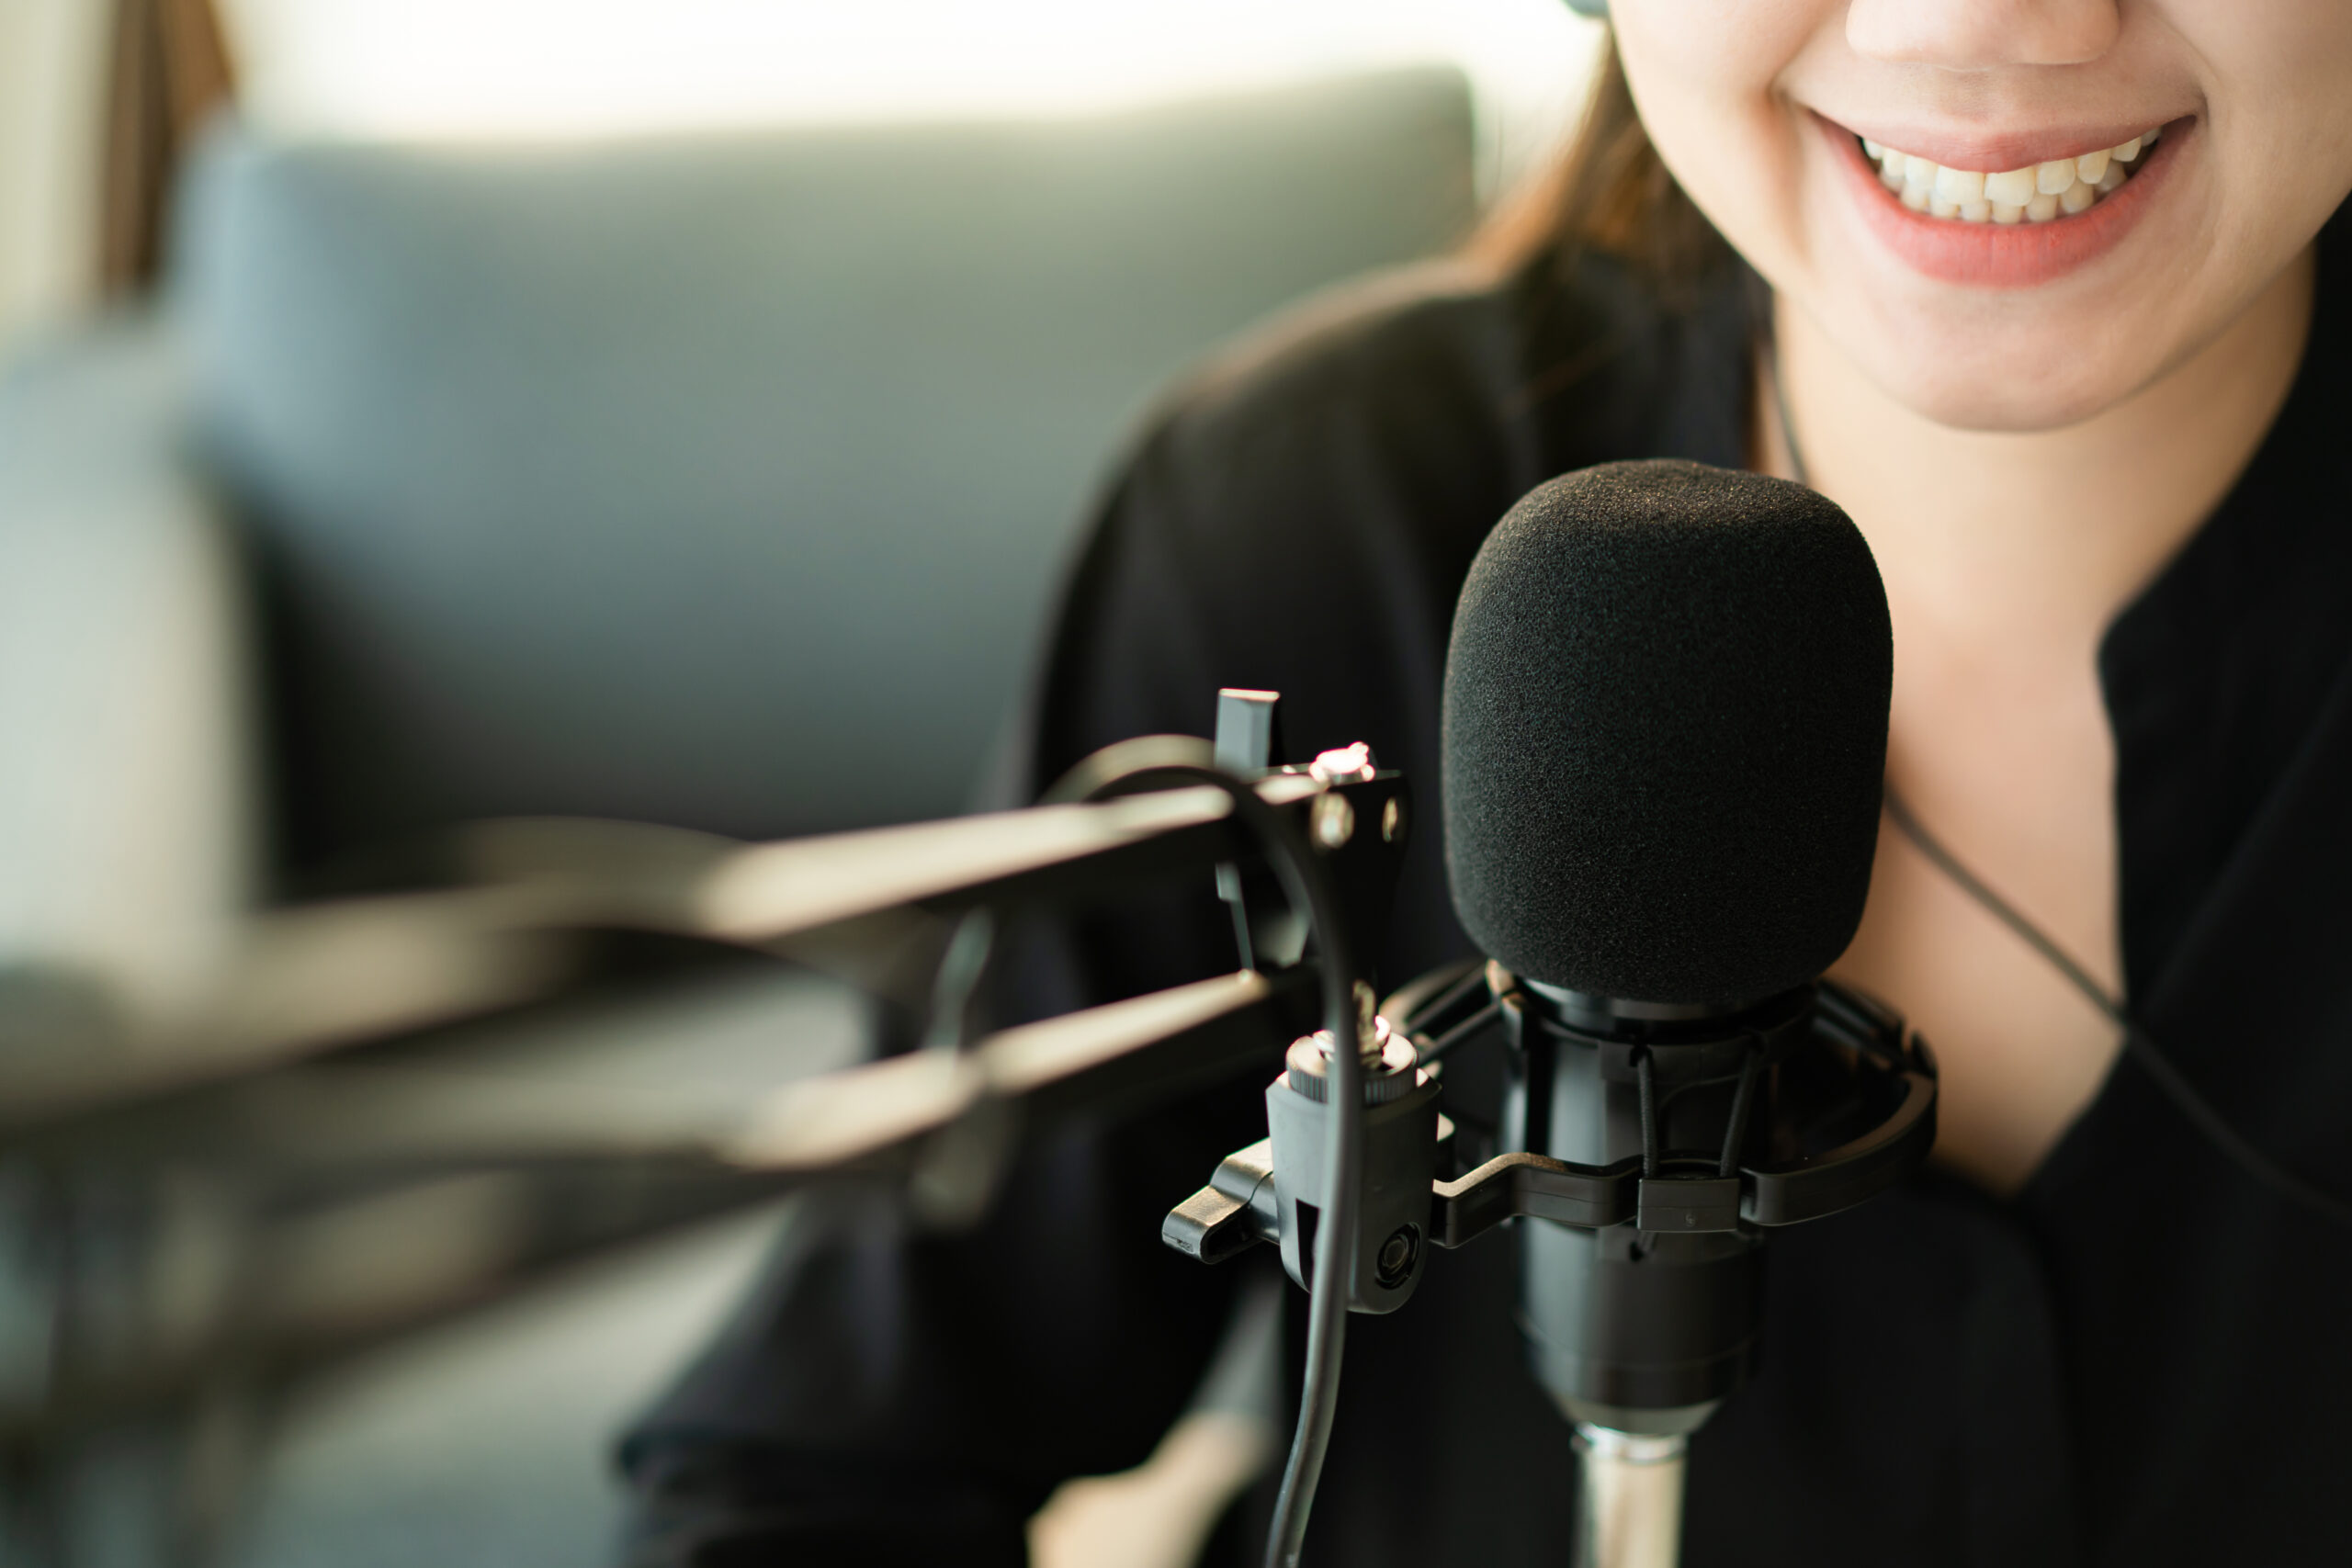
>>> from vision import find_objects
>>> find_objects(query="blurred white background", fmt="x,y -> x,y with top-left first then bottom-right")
0,0 -> 1604,358
0,0 -> 110,356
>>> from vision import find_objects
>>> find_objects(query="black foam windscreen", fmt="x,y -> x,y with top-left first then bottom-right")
1442,460 -> 1892,1005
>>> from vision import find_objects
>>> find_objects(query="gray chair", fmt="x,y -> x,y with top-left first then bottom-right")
184,64 -> 1476,870
0,66 -> 1476,1568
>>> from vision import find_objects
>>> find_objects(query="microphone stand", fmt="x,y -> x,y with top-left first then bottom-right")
0,739 -> 1410,1511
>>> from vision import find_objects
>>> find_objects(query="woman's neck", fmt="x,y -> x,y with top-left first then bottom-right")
1764,248 -> 2317,655
1761,248 -> 2315,1192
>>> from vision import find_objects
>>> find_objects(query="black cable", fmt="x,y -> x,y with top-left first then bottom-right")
1883,788 -> 2352,1232
1651,1067 -> 1747,1125
1072,761 -> 1367,1568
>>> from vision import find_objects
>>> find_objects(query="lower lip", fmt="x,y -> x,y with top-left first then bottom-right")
1826,114 -> 2186,288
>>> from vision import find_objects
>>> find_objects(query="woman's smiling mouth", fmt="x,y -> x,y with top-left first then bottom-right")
1823,112 -> 2192,288
1867,126 -> 2161,223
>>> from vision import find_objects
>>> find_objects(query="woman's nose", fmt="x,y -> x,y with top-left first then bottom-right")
1845,0 -> 2121,68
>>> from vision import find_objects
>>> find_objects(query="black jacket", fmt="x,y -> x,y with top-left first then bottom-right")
623,209 -> 2352,1567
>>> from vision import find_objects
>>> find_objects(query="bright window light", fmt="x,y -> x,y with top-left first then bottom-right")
222,0 -> 1605,191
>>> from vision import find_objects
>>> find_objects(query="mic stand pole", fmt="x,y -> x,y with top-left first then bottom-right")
1573,1426 -> 1686,1568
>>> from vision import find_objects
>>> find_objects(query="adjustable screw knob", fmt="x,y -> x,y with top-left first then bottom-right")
1282,1005 -> 1419,1104
1374,1224 -> 1420,1289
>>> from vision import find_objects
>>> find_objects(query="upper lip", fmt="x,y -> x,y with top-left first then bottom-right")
1816,109 -> 2185,173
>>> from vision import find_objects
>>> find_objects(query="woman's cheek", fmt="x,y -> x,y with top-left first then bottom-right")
2181,6 -> 2352,265
1610,4 -> 1826,279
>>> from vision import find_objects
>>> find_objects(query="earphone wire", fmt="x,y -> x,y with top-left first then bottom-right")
1766,333 -> 2352,1233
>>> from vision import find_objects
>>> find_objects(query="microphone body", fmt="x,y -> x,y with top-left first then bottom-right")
1509,985 -> 1781,1434
1441,460 -> 1895,1562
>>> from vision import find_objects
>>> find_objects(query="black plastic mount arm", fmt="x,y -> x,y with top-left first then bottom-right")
1162,1138 -> 1279,1263
1430,1151 -> 1643,1244
1738,1063 -> 1938,1225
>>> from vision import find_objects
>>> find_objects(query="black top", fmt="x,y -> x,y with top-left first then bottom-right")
622,209 -> 2352,1567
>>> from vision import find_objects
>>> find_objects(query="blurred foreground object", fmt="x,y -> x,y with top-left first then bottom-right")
0,66 -> 1475,1566
0,761 -> 1407,1566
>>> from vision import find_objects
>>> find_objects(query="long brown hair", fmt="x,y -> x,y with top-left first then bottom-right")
1464,34 -> 1729,300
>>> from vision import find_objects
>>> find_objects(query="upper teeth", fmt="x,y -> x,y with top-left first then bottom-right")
1863,128 -> 2160,223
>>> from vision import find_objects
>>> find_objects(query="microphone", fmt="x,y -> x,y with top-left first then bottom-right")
1166,459 -> 1936,1568
1441,459 -> 1894,1562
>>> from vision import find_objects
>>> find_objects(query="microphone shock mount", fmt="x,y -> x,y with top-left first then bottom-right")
1167,959 -> 1939,1566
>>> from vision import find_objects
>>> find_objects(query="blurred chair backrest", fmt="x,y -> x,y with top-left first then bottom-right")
173,67 -> 1476,880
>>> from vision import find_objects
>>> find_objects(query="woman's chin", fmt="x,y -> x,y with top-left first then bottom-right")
1887,370 -> 2124,436
1818,310 -> 2158,434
